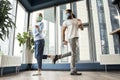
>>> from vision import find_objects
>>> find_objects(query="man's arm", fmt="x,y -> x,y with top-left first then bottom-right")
62,26 -> 67,45
62,26 -> 67,41
78,19 -> 83,30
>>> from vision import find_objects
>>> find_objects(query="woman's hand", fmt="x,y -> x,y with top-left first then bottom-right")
35,25 -> 39,28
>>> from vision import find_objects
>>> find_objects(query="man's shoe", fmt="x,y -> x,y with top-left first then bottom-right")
70,72 -> 82,75
53,55 -> 59,64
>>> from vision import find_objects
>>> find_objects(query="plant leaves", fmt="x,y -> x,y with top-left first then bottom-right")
0,0 -> 15,40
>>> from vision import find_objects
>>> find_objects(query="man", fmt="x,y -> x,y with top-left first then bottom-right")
53,9 -> 83,75
32,13 -> 53,75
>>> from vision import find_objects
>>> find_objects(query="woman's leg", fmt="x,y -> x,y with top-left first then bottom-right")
42,55 -> 54,59
35,39 -> 45,72
42,55 -> 48,59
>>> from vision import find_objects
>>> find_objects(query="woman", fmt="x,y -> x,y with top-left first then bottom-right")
32,13 -> 53,75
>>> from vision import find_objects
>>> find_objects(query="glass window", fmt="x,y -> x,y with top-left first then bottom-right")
108,0 -> 120,53
14,3 -> 27,57
0,0 -> 14,55
0,39 -> 9,55
72,0 -> 90,61
96,0 -> 109,54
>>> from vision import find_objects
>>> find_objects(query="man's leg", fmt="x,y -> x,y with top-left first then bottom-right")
76,38 -> 80,63
69,38 -> 81,75
61,52 -> 71,58
53,52 -> 71,64
69,38 -> 77,73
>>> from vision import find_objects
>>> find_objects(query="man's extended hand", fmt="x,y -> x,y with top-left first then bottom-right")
78,19 -> 83,30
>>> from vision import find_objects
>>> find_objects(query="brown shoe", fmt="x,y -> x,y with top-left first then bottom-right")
53,55 -> 59,64
70,71 -> 82,75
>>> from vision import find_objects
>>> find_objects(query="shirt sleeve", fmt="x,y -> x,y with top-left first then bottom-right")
62,21 -> 67,27
33,27 -> 40,37
32,22 -> 40,37
39,22 -> 44,33
42,21 -> 47,37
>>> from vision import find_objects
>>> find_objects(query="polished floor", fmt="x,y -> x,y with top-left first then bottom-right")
0,71 -> 120,80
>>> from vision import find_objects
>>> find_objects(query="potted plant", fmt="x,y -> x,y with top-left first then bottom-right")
16,31 -> 34,63
0,0 -> 15,40
16,31 -> 34,53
